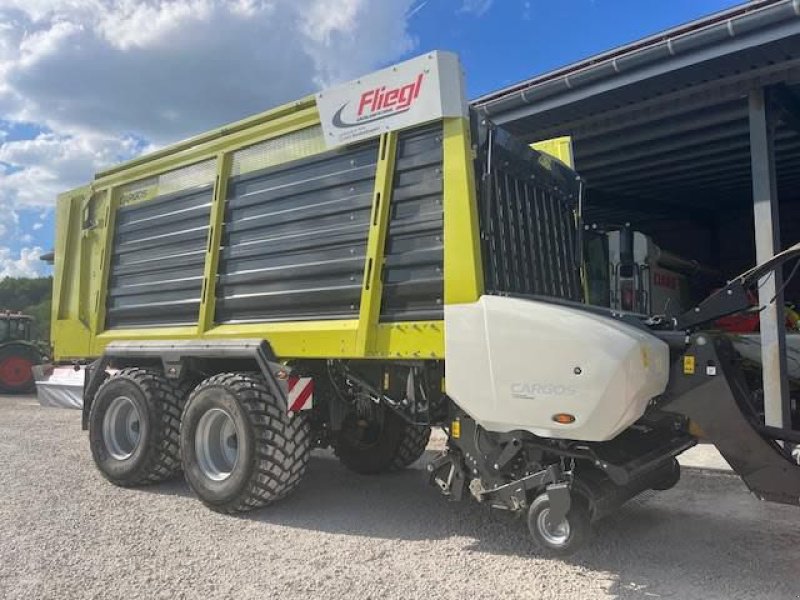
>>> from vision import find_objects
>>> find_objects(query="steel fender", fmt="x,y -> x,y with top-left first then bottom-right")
444,295 -> 669,441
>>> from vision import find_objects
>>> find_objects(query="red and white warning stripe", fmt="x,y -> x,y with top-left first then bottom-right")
287,376 -> 314,412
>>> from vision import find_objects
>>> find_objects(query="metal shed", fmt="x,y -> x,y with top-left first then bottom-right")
474,0 -> 800,434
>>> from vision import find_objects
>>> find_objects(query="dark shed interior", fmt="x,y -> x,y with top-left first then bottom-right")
474,0 -> 800,299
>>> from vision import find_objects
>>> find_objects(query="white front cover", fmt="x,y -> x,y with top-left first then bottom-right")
445,296 -> 669,442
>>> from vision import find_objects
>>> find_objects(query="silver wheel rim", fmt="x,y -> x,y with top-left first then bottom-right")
537,507 -> 571,547
195,408 -> 239,481
102,395 -> 141,460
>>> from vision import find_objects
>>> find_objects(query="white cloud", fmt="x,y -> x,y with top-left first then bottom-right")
0,245 -> 48,279
460,0 -> 493,17
0,131 -> 142,208
0,0 -> 416,213
0,1 -> 415,141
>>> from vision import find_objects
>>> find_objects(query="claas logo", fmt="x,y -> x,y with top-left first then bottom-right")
333,73 -> 425,128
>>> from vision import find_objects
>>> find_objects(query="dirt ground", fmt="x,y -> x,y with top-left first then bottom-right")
1,394 -> 798,600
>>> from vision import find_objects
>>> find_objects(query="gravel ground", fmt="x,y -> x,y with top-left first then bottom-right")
1,394 -> 799,600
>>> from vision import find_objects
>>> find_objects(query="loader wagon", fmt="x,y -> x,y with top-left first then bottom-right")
51,52 -> 800,555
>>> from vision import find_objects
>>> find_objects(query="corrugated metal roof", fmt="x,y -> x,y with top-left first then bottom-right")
475,0 -> 797,109
472,0 -> 800,232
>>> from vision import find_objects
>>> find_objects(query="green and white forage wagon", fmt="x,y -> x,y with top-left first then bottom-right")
47,52 -> 800,555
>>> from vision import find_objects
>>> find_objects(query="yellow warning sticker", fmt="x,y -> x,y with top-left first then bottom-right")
683,355 -> 696,375
451,419 -> 461,439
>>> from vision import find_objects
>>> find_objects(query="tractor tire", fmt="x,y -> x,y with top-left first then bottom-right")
180,372 -> 311,514
89,368 -> 185,487
0,343 -> 40,394
334,409 -> 431,475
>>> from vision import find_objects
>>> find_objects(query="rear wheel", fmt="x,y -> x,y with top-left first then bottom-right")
0,344 -> 40,394
334,409 -> 431,475
88,368 -> 185,486
180,372 -> 311,513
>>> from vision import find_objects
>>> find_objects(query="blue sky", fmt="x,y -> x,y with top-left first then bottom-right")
0,0 -> 740,278
411,0 -> 740,98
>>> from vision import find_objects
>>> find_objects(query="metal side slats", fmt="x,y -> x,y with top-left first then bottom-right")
380,124 -> 445,321
105,184 -> 213,329
215,141 -> 379,323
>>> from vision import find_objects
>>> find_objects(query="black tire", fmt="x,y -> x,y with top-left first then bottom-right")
89,368 -> 185,487
651,458 -> 681,491
527,492 -> 591,556
391,422 -> 432,470
0,343 -> 41,394
334,409 -> 431,475
180,372 -> 311,514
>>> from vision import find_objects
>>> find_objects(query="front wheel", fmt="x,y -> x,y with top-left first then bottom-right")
334,409 -> 430,475
180,372 -> 311,513
527,492 -> 591,556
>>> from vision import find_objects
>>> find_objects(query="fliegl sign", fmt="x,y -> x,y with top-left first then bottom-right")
316,51 -> 467,147
350,73 -> 424,126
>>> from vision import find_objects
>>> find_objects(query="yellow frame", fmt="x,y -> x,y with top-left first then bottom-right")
197,152 -> 232,334
356,132 -> 399,356
52,102 -> 481,363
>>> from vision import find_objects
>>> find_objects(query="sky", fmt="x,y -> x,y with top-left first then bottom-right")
0,0 -> 741,279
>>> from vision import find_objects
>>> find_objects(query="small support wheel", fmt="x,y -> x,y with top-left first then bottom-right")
651,458 -> 681,491
527,492 -> 591,556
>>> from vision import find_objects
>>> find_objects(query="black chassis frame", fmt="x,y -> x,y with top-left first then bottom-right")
81,339 -> 288,430
429,401 -> 693,522
81,340 -> 443,438
660,332 -> 800,505
83,338 -> 691,521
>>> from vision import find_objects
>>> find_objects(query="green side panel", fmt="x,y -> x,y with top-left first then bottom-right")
105,161 -> 216,329
214,139 -> 380,323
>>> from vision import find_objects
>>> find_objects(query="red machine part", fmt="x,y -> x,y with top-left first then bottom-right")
715,289 -> 800,333
0,354 -> 34,391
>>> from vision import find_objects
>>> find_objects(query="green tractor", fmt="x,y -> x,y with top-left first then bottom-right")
0,312 -> 46,394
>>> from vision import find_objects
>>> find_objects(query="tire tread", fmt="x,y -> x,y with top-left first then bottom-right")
185,372 -> 311,513
391,424 -> 431,470
91,367 -> 187,486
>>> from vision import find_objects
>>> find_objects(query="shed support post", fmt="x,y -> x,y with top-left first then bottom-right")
748,87 -> 791,431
